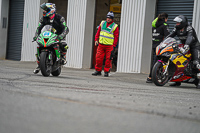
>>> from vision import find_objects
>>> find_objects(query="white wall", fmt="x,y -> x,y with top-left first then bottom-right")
0,0 -> 9,59
21,0 -> 47,61
117,0 -> 157,73
117,0 -> 147,73
117,0 -> 146,73
66,0 -> 95,68
21,0 -> 41,61
192,0 -> 200,41
0,0 -> 2,19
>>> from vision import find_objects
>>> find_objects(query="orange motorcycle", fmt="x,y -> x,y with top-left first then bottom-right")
152,37 -> 199,87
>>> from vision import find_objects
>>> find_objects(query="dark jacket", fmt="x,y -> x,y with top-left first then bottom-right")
167,25 -> 200,48
35,13 -> 69,41
152,18 -> 170,48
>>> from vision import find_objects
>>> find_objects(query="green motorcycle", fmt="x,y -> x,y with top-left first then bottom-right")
35,25 -> 65,77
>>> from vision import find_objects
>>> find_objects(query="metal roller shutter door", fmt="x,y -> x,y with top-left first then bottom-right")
6,0 -> 25,60
156,0 -> 194,32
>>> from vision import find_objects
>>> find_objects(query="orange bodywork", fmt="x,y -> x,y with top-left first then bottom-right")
156,46 -> 160,56
159,46 -> 174,55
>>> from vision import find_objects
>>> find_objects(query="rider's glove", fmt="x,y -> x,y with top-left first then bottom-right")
33,36 -> 37,41
179,44 -> 190,53
184,44 -> 190,52
179,47 -> 185,53
57,35 -> 65,41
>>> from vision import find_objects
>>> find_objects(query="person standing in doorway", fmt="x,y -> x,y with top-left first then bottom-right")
146,13 -> 170,83
92,11 -> 119,77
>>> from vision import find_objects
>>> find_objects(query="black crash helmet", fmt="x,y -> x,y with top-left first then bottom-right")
173,15 -> 188,30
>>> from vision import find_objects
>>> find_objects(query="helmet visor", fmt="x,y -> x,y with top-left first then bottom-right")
173,17 -> 182,23
40,3 -> 48,11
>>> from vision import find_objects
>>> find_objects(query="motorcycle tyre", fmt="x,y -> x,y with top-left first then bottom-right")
152,61 -> 169,86
40,52 -> 51,77
51,67 -> 61,76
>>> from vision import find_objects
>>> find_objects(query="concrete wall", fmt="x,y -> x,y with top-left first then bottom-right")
140,0 -> 157,73
82,0 -> 96,68
0,0 -> 9,59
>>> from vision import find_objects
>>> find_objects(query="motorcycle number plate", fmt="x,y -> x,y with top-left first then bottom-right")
43,31 -> 51,37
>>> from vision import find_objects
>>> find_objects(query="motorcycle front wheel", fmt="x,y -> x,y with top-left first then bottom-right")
152,61 -> 169,86
40,52 -> 51,77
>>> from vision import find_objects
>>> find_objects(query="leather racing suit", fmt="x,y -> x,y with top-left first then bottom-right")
167,25 -> 200,70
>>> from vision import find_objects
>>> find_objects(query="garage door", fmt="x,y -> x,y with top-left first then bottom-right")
156,0 -> 194,32
6,0 -> 25,60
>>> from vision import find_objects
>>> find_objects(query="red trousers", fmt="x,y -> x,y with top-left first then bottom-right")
95,44 -> 113,72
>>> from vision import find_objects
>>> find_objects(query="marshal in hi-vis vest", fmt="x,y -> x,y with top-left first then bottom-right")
99,21 -> 118,45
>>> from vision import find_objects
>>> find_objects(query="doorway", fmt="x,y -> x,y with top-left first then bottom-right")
92,0 -> 122,71
6,0 -> 25,61
48,0 -> 68,21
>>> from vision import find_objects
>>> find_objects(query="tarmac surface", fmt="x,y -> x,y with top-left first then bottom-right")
0,60 -> 200,133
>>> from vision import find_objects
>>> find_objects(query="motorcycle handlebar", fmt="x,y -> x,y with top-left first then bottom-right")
172,44 -> 189,59
176,48 -> 189,59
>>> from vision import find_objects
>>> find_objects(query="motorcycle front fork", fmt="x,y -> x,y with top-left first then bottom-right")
36,45 -> 61,62
163,60 -> 170,75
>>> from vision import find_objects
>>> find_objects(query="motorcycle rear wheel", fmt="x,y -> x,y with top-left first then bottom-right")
40,52 -> 51,77
152,61 -> 169,86
51,67 -> 61,76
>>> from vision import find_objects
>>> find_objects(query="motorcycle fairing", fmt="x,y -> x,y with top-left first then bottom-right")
170,53 -> 191,68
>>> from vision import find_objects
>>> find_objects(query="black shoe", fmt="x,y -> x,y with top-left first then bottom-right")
33,66 -> 40,74
196,85 -> 200,89
92,71 -> 102,76
170,82 -> 181,86
195,79 -> 200,89
146,77 -> 152,83
104,72 -> 109,77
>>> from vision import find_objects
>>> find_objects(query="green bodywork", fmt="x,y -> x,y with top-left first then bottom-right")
37,31 -> 61,59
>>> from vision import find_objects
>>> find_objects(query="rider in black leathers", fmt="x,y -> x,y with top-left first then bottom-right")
33,3 -> 69,74
167,15 -> 200,88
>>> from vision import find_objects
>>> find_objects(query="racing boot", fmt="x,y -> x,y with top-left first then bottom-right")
61,52 -> 67,65
33,65 -> 40,74
33,54 -> 40,74
193,60 -> 200,88
92,71 -> 102,76
61,45 -> 68,65
169,82 -> 181,86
